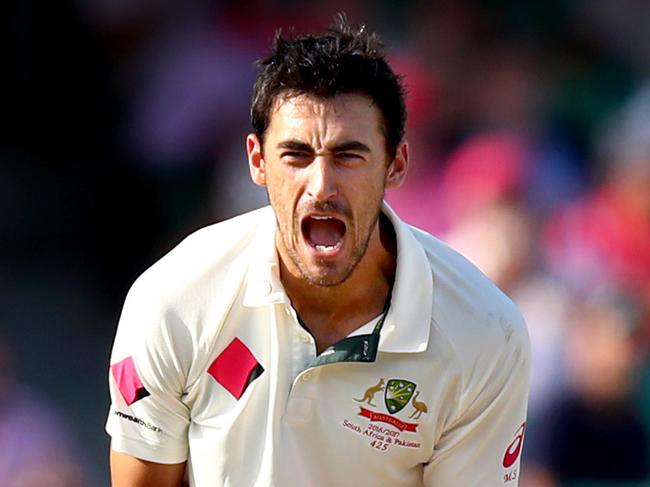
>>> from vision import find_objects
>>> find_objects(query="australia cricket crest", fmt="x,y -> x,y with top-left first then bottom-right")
384,379 -> 416,414
344,377 -> 427,453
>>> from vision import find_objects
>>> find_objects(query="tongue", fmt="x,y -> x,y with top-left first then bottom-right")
306,218 -> 345,247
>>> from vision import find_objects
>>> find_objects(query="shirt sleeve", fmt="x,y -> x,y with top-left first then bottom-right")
423,311 -> 531,487
105,277 -> 193,464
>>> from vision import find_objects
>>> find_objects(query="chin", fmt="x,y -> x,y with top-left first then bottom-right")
305,275 -> 348,288
301,265 -> 350,288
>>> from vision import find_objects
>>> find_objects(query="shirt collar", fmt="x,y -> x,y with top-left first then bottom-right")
242,203 -> 433,354
377,203 -> 432,353
242,206 -> 290,307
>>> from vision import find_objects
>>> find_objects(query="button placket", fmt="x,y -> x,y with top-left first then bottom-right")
293,367 -> 320,394
284,304 -> 317,383
286,365 -> 320,423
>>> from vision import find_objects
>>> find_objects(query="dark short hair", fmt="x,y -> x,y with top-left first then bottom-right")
251,15 -> 406,159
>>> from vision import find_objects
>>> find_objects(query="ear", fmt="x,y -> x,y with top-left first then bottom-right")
247,133 -> 266,187
385,141 -> 409,189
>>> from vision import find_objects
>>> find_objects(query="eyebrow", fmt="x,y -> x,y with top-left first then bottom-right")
276,139 -> 371,153
277,140 -> 314,153
331,140 -> 371,153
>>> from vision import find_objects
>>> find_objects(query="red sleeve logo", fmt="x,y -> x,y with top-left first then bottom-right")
502,422 -> 526,468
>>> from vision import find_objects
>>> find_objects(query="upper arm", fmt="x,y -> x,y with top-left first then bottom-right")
110,450 -> 186,487
106,279 -> 193,467
423,312 -> 531,487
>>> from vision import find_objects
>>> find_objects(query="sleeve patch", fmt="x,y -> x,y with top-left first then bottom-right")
208,337 -> 264,400
111,356 -> 151,406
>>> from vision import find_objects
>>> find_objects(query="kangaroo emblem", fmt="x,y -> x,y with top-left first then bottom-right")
408,391 -> 428,420
354,378 -> 385,407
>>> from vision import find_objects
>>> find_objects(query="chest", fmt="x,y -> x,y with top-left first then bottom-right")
182,304 -> 449,486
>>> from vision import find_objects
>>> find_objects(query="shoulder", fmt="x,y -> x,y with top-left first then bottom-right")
410,225 -> 530,378
132,206 -> 270,298
118,206 -> 273,342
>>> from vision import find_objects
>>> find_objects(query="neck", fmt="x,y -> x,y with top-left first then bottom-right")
279,214 -> 397,340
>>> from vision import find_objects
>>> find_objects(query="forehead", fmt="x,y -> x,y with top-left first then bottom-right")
266,93 -> 384,143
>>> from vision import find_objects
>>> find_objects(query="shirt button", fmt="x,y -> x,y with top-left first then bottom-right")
302,372 -> 312,381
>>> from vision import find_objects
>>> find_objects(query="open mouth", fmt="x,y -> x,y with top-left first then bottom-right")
301,215 -> 347,253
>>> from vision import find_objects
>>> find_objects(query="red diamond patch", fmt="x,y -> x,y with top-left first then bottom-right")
208,338 -> 264,400
111,356 -> 150,406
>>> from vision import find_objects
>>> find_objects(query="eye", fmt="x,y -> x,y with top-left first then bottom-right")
281,151 -> 312,166
281,151 -> 308,158
336,152 -> 364,163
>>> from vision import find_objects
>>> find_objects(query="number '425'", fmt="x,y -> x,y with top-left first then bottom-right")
371,440 -> 388,451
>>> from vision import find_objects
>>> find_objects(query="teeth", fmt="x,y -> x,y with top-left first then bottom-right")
314,244 -> 338,251
311,215 -> 333,220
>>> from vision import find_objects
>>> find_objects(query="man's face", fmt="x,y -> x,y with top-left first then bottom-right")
247,93 -> 405,287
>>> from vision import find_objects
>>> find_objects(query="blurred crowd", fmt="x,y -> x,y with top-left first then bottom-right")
3,0 -> 650,484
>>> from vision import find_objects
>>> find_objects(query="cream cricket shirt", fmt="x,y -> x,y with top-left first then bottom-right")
106,204 -> 531,487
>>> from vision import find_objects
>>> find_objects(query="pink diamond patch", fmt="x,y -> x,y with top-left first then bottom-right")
111,356 -> 150,406
208,338 -> 264,400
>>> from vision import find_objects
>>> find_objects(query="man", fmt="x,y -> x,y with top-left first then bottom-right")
106,17 -> 530,487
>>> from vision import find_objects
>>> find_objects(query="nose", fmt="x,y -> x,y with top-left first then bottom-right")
305,157 -> 337,201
